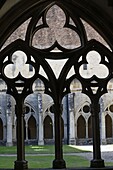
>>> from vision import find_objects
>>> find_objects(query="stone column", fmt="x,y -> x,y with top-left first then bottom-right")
62,96 -> 68,143
6,95 -> 13,146
14,100 -> 28,170
101,113 -> 106,144
99,98 -> 106,144
37,93 -> 44,145
90,103 -> 105,168
26,124 -> 28,141
38,113 -> 44,145
68,93 -> 76,144
69,111 -> 76,144
86,122 -> 88,138
6,109 -> 13,146
52,104 -> 66,169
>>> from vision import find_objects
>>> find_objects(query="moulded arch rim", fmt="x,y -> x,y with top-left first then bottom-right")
0,0 -> 113,50
105,113 -> 112,120
24,102 -> 36,114
104,103 -> 113,113
75,101 -> 91,121
28,114 -> 37,124
0,116 -> 6,126
77,114 -> 86,123
43,102 -> 54,120
43,114 -> 53,124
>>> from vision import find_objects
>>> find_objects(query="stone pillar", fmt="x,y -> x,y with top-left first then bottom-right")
69,111 -> 76,144
86,122 -> 88,138
14,100 -> 28,170
12,120 -> 16,142
101,113 -> 106,144
26,124 -> 28,141
62,96 -> 68,144
37,93 -> 44,145
6,94 -> 13,146
38,113 -> 44,145
6,109 -> 13,146
67,93 -> 76,144
52,104 -> 66,169
90,103 -> 105,168
99,98 -> 106,144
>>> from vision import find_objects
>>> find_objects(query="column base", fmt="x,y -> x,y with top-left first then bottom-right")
90,159 -> 105,168
6,142 -> 13,146
101,139 -> 107,145
14,160 -> 28,170
38,140 -> 44,145
53,159 -> 66,169
69,138 -> 76,145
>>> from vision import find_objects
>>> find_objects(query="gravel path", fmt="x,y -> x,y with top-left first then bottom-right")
71,152 -> 113,162
69,145 -> 113,162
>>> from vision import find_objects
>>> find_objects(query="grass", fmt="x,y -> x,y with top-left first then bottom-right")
0,155 -> 89,168
0,145 -> 89,154
0,145 -> 112,168
0,155 -> 112,169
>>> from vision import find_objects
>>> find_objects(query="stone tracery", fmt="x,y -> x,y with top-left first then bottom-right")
0,1 -> 113,170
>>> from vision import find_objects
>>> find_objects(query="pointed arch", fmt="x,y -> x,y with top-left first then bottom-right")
77,115 -> 86,138
44,115 -> 53,139
105,114 -> 112,138
28,115 -> 37,139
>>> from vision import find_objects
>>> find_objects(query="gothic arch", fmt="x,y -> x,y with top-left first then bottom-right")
44,115 -> 53,139
105,114 -> 112,138
28,115 -> 37,139
77,115 -> 86,138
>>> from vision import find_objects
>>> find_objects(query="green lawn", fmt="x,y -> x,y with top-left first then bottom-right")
0,145 -> 112,168
0,145 -> 89,154
0,155 -> 112,169
0,155 -> 89,168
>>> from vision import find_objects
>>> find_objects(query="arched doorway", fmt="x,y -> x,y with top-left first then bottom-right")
105,114 -> 112,138
28,116 -> 37,139
44,115 -> 53,139
77,115 -> 86,138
